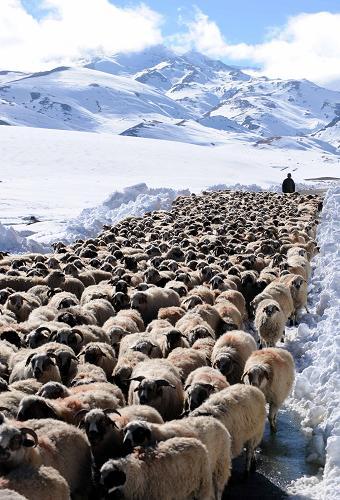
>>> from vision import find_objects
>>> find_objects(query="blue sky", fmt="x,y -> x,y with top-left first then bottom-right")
2,1 -> 340,88
111,0 -> 340,43
22,1 -> 340,45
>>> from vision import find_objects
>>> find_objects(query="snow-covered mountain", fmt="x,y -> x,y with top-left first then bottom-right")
0,46 -> 339,153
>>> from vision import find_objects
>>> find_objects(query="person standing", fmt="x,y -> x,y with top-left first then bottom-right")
282,173 -> 295,193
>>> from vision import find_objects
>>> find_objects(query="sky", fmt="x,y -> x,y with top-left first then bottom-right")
1,0 -> 340,89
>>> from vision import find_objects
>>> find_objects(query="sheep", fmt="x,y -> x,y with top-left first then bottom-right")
55,305 -> 97,327
5,292 -> 41,322
152,328 -> 190,357
215,290 -> 247,321
0,465 -> 70,500
176,312 -> 215,344
123,416 -> 231,499
80,284 -> 113,306
167,347 -> 208,383
0,340 -> 18,378
191,337 -> 215,360
188,286 -> 215,305
45,271 -> 85,299
131,287 -> 180,324
77,342 -> 117,378
112,351 -> 149,395
49,326 -> 109,354
190,384 -> 266,473
118,332 -> 163,360
211,331 -> 257,384
48,291 -> 79,310
9,379 -> 42,395
99,437 -> 213,500
28,305 -> 57,324
254,299 -> 286,347
37,381 -> 70,399
242,348 -> 295,432
9,351 -> 61,385
16,387 -> 121,424
280,273 -> 309,324
25,326 -> 52,349
0,419 -> 91,496
0,389 -> 31,418
157,306 -> 186,325
213,300 -> 243,331
251,282 -> 294,322
69,362 -> 108,386
128,359 -> 184,421
80,404 -> 163,467
184,366 -> 229,411
82,298 -> 115,326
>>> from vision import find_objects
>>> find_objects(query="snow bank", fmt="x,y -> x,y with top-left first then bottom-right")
55,183 -> 190,242
0,222 -> 50,254
287,186 -> 340,499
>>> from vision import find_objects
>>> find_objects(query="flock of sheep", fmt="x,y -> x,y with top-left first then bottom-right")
0,190 -> 322,499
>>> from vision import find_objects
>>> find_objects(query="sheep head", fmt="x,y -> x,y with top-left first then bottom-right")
0,424 -> 38,468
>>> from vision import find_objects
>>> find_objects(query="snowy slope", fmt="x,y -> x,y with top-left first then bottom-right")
207,78 -> 340,136
313,116 -> 340,148
84,46 -> 340,138
0,66 -> 191,133
1,46 -> 340,152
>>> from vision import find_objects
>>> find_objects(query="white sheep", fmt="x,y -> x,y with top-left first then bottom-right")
242,347 -> 295,432
100,436 -> 213,500
191,384 -> 266,473
128,359 -> 184,420
80,404 -> 163,467
123,416 -> 231,499
0,418 -> 91,496
131,287 -> 180,324
211,331 -> 257,384
254,299 -> 286,347
184,366 -> 229,411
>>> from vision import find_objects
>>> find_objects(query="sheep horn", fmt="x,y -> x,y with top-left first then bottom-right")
20,428 -> 38,447
25,353 -> 35,366
103,408 -> 121,416
72,329 -> 84,342
128,376 -> 145,383
36,327 -> 51,334
74,409 -> 89,419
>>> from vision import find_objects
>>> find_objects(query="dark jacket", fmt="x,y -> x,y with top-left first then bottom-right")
282,178 -> 295,193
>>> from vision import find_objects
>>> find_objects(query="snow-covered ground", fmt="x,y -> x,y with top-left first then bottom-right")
285,187 -> 340,499
0,122 -> 339,498
0,125 -> 339,251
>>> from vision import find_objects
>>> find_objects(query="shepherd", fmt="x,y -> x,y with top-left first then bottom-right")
282,173 -> 295,194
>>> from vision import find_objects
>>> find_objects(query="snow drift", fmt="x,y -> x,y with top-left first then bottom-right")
287,186 -> 340,499
51,183 -> 190,243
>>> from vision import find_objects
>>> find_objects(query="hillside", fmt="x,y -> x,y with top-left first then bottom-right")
0,46 -> 339,154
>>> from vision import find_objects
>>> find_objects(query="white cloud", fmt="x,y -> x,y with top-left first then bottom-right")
0,0 -> 163,71
171,9 -> 340,89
